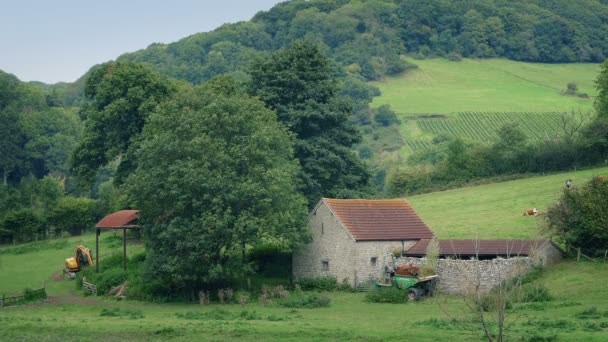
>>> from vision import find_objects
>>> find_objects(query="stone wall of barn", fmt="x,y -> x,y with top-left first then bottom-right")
399,257 -> 534,295
292,202 -> 357,285
353,240 -> 417,288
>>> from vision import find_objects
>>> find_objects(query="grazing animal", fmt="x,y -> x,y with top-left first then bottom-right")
594,176 -> 606,182
565,179 -> 573,190
523,208 -> 538,216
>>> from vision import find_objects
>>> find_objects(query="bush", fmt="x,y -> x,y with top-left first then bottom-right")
295,277 -> 338,291
374,105 -> 400,127
520,284 -> 553,303
277,293 -> 331,308
47,197 -> 99,236
544,177 -> 608,253
23,287 -> 47,302
446,52 -> 462,61
100,308 -> 144,319
0,208 -> 45,243
364,287 -> 405,304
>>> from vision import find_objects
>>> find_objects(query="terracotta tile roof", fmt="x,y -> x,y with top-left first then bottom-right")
96,210 -> 140,229
404,239 -> 552,257
321,198 -> 434,241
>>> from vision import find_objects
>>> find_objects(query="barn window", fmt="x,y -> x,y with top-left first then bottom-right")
370,257 -> 377,267
322,261 -> 329,271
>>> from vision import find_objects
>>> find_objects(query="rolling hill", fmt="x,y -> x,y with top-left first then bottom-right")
367,58 -> 601,159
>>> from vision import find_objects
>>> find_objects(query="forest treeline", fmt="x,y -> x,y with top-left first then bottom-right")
112,0 -> 608,86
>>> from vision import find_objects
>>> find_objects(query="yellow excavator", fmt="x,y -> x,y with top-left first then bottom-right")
63,245 -> 94,279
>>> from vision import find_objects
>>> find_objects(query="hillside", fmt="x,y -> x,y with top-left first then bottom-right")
366,58 -> 600,158
408,166 -> 608,239
2,167 -> 608,340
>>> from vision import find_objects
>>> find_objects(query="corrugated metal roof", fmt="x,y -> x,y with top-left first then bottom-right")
404,239 -> 552,257
322,198 -> 434,241
95,210 -> 140,229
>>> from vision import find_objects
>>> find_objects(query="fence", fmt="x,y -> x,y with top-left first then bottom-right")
0,284 -> 46,308
566,245 -> 608,263
82,277 -> 98,296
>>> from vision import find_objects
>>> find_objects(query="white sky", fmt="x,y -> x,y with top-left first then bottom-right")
0,0 -> 284,83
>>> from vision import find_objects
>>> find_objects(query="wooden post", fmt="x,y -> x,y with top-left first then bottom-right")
123,228 -> 127,271
96,229 -> 99,273
577,248 -> 581,263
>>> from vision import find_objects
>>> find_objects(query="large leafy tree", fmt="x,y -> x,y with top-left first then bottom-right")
126,78 -> 308,295
70,62 -> 175,191
544,177 -> 608,254
596,60 -> 608,118
249,40 -> 371,206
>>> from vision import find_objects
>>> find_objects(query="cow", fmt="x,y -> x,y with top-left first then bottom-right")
565,179 -> 573,190
594,176 -> 606,182
523,208 -> 538,216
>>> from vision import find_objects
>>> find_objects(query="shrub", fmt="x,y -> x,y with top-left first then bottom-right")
23,288 -> 47,302
374,105 -> 400,127
0,208 -> 44,243
520,284 -> 553,303
100,308 -> 144,319
421,238 -> 440,276
47,197 -> 99,236
277,292 -> 331,308
364,288 -> 405,304
295,277 -> 338,291
446,52 -> 462,61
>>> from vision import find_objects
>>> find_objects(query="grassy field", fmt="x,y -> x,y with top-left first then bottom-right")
367,58 -> 600,158
2,168 -> 608,340
408,166 -> 608,239
372,58 -> 599,114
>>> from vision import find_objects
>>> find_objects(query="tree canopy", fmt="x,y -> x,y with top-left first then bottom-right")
249,41 -> 372,206
125,78 -> 309,294
70,62 -> 176,191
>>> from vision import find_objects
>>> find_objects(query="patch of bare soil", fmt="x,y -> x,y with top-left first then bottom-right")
50,271 -> 63,281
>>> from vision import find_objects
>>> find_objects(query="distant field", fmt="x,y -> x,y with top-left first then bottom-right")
368,58 -> 600,157
408,166 -> 608,239
372,58 -> 599,114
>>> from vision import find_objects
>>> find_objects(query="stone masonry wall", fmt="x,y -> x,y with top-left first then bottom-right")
354,240 -> 416,287
292,202 -> 357,285
292,202 -> 419,287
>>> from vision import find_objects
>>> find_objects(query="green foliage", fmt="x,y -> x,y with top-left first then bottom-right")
364,287 -> 405,304
597,60 -> 608,117
249,41 -> 372,207
47,197 -> 98,236
544,177 -> 608,253
23,287 -> 47,302
126,79 -> 308,296
100,308 -> 144,319
374,104 -> 399,127
276,292 -> 331,308
70,62 -> 175,191
295,277 -> 338,292
575,307 -> 608,319
0,208 -> 44,243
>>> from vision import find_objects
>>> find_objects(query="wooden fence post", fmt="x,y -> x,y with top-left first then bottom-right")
577,248 -> 581,263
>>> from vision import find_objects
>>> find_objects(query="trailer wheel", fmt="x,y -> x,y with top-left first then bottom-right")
407,287 -> 421,301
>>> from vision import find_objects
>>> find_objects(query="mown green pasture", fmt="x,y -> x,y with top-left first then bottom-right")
408,166 -> 608,239
372,58 -> 599,115
3,168 -> 608,341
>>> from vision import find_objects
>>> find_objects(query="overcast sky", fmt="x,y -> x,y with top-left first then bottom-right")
0,0 -> 283,84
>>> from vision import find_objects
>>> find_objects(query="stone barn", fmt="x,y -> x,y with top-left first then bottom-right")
292,198 -> 435,288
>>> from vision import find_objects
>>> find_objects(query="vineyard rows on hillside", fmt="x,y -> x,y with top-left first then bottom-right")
408,112 -> 565,151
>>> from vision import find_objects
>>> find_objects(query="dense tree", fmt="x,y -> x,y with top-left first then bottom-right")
249,41 -> 371,206
70,62 -> 175,191
126,78 -> 308,295
544,177 -> 608,255
596,60 -> 608,118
